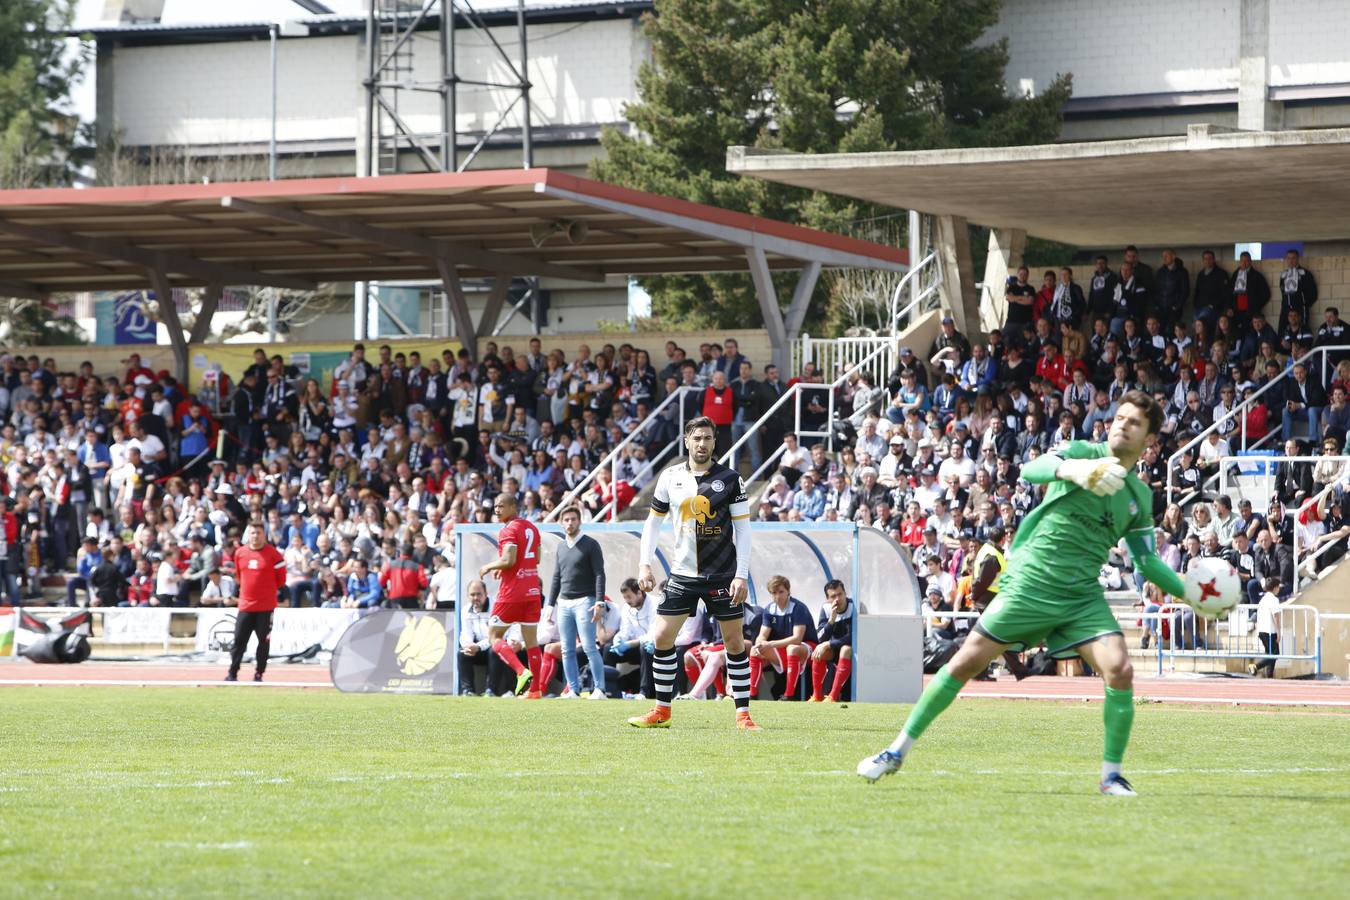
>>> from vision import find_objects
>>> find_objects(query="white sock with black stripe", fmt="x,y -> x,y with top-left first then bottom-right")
725,649 -> 751,710
653,647 -> 678,709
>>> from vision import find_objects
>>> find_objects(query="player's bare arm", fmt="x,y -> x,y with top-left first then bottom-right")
479,543 -> 517,580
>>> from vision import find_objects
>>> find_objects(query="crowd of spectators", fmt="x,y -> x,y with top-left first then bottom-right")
753,245 -> 1350,649
0,335 -> 791,610
2,245 -> 1348,676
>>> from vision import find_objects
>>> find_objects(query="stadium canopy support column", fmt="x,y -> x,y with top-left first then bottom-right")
436,259 -> 479,362
982,227 -> 1025,337
188,282 -> 223,345
475,277 -> 511,340
935,214 -> 981,341
146,268 -> 191,383
746,247 -> 793,373
784,260 -> 822,346
1239,0 -> 1282,131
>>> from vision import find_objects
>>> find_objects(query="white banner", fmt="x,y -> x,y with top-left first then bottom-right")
194,608 -> 360,656
101,608 -> 173,645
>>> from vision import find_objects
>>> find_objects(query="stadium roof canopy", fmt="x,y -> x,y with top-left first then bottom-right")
0,168 -> 906,363
727,125 -> 1350,248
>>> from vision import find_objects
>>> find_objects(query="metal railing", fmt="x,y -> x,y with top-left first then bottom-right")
721,339 -> 895,495
793,335 -> 895,392
543,386 -> 697,523
889,250 -> 943,329
789,250 -> 943,401
1166,345 -> 1342,506
1216,454 -> 1350,510
1155,602 -> 1321,674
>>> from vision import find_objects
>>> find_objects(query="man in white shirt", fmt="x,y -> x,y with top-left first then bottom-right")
427,554 -> 456,610
853,418 -> 886,464
937,442 -> 977,487
602,577 -> 658,699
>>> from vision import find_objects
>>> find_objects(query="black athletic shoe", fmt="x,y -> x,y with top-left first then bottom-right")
253,672 -> 264,682
224,674 -> 238,682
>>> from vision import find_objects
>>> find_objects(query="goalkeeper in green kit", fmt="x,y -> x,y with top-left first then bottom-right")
858,391 -> 1186,796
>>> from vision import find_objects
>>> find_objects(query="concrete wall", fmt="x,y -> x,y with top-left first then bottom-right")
106,18 -> 647,150
990,0 -> 1350,101
986,0 -> 1239,99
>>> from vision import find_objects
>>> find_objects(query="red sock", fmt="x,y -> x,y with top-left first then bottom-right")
684,658 -> 701,688
811,657 -> 828,699
493,639 -> 525,675
784,653 -> 802,698
748,654 -> 763,696
539,651 -> 556,690
526,646 -> 543,691
830,657 -> 853,701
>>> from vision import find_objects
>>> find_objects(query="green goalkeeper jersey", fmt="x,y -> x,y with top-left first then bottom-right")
1002,441 -> 1154,601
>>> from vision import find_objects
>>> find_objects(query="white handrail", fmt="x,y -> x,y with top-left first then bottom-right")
1166,345 -> 1339,506
544,385 -> 696,523
888,250 -> 941,327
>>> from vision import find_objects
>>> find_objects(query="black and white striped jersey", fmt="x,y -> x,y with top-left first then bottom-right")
649,461 -> 750,581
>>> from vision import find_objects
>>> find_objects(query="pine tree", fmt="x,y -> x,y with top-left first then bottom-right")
592,0 -> 1071,330
0,0 -> 86,188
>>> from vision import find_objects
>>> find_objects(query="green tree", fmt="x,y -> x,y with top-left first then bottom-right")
0,0 -> 85,188
592,0 -> 1071,331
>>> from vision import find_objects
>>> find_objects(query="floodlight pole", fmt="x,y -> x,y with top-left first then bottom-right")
518,0 -> 532,169
269,23 -> 278,180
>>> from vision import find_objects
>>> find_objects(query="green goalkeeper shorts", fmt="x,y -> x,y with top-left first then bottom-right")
974,589 -> 1123,659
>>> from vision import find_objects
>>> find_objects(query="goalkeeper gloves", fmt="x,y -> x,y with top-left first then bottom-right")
1057,456 -> 1127,497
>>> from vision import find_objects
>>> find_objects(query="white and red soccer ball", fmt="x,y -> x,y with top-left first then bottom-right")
1183,557 -> 1242,619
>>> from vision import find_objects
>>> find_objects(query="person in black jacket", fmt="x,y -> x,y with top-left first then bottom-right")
1281,362 -> 1327,440
1228,252 -> 1271,330
1111,261 -> 1149,336
809,579 -> 855,702
89,548 -> 128,607
1272,439 -> 1313,504
547,506 -> 608,698
1154,249 -> 1190,332
1087,256 -> 1119,323
1192,249 -> 1230,328
730,360 -> 764,471
1277,249 -> 1318,326
1048,267 -> 1086,329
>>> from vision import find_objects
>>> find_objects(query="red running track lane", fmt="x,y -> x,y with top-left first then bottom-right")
0,661 -> 1348,706
0,661 -> 331,688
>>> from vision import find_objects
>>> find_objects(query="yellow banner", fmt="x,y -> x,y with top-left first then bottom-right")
185,339 -> 461,395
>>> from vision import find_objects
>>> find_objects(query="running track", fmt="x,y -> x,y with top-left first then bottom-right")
0,661 -> 1347,707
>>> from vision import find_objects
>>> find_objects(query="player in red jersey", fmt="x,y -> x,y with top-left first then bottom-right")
226,522 -> 286,682
478,493 -> 545,697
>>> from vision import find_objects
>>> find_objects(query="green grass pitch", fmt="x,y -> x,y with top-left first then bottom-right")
2,688 -> 1347,898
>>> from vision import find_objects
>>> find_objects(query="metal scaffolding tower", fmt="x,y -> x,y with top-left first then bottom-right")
363,0 -> 534,176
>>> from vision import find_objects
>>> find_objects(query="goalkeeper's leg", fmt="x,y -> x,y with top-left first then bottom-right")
857,632 -> 1008,781
1076,634 -> 1138,796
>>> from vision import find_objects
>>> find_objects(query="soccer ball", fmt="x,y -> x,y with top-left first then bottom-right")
1183,557 -> 1241,619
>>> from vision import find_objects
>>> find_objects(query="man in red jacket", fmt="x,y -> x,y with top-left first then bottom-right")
380,543 -> 428,609
701,370 -> 736,459
226,523 -> 286,682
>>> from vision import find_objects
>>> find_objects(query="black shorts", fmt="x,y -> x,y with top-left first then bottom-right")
658,574 -> 742,622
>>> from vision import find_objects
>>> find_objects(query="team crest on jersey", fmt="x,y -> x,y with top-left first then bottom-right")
711,479 -> 725,493
679,494 -> 713,525
1128,499 -> 1139,516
